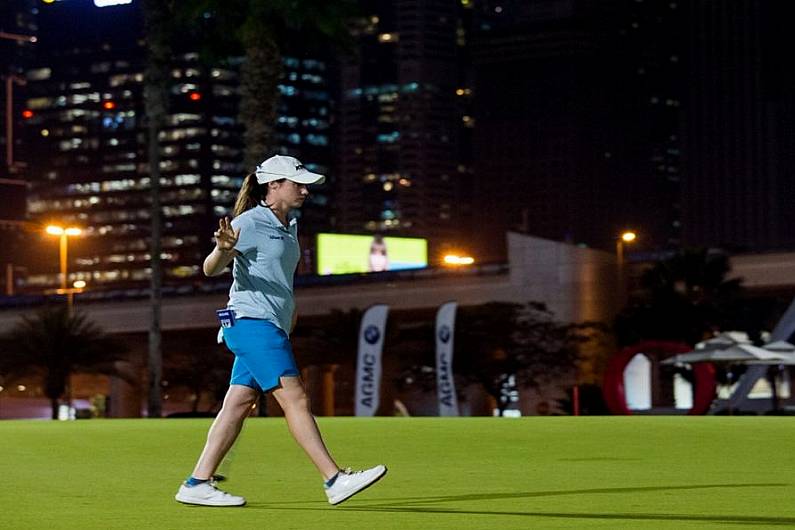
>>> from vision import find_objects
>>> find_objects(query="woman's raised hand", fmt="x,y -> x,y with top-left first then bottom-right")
214,217 -> 240,252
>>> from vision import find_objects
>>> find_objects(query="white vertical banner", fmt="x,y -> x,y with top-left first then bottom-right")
435,301 -> 459,416
354,304 -> 389,416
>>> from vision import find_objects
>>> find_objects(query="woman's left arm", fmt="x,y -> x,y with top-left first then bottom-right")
290,308 -> 298,334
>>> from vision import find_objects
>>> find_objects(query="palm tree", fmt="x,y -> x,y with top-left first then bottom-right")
616,248 -> 745,345
0,306 -> 130,419
141,0 -> 177,418
179,0 -> 357,166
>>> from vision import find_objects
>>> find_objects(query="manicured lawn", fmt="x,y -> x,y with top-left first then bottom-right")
2,417 -> 795,529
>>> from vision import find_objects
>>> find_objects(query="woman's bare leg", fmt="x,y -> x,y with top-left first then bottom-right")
271,376 -> 339,480
191,384 -> 258,479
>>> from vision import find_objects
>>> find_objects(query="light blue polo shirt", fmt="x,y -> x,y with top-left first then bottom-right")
227,204 -> 300,335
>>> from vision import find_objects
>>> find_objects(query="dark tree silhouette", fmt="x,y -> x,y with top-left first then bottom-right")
0,306 -> 131,419
616,248 -> 745,346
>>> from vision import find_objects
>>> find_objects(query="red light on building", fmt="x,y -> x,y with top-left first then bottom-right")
21,109 -> 34,119
103,101 -> 116,110
188,92 -> 202,101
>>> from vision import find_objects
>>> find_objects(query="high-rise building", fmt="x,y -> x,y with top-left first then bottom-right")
17,0 -> 335,291
469,0 -> 684,262
335,0 -> 472,262
683,1 -> 795,251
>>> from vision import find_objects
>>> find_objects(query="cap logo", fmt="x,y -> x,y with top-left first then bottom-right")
295,163 -> 305,171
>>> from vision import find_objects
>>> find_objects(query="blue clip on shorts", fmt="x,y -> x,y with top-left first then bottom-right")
222,318 -> 300,393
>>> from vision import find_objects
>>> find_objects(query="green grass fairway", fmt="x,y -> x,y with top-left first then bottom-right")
3,417 -> 795,529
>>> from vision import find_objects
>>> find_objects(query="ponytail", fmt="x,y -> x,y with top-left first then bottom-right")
232,174 -> 265,217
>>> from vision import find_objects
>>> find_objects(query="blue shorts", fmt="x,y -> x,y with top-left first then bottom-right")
222,318 -> 299,393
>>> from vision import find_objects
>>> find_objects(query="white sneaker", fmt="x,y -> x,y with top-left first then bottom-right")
175,481 -> 246,507
325,465 -> 387,505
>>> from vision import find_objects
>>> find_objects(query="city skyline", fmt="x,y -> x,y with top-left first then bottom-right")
1,0 -> 793,295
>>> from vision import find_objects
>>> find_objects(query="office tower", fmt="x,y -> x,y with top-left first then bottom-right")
470,0 -> 684,262
335,0 -> 472,260
684,1 -> 795,251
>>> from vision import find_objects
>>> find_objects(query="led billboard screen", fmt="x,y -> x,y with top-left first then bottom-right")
316,233 -> 428,275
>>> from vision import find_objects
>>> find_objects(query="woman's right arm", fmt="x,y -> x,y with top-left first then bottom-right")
203,217 -> 240,276
203,247 -> 237,276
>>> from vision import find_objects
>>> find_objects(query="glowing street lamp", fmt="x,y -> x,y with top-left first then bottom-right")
616,230 -> 638,305
443,254 -> 475,266
45,225 -> 83,312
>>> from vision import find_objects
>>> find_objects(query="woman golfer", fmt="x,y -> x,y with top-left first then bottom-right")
176,155 -> 387,507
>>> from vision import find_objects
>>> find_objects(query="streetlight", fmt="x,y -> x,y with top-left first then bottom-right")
45,224 -> 83,312
616,231 -> 637,266
616,230 -> 637,306
443,254 -> 475,266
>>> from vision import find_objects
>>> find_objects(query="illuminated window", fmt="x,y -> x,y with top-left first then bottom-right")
213,161 -> 239,171
27,68 -> 51,81
173,83 -> 198,93
70,92 -> 101,105
278,116 -> 299,127
211,144 -> 239,157
169,266 -> 199,278
167,113 -> 201,125
211,175 -> 242,187
306,134 -> 328,146
211,189 -> 236,202
301,73 -> 324,84
377,131 -> 400,143
158,128 -> 206,141
302,118 -> 328,129
210,129 -> 232,139
26,97 -> 54,109
278,85 -> 298,97
211,69 -> 235,80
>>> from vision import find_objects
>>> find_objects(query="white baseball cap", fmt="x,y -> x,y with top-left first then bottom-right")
255,155 -> 325,185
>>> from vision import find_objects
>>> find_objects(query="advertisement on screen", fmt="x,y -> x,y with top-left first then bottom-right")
316,233 -> 428,275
